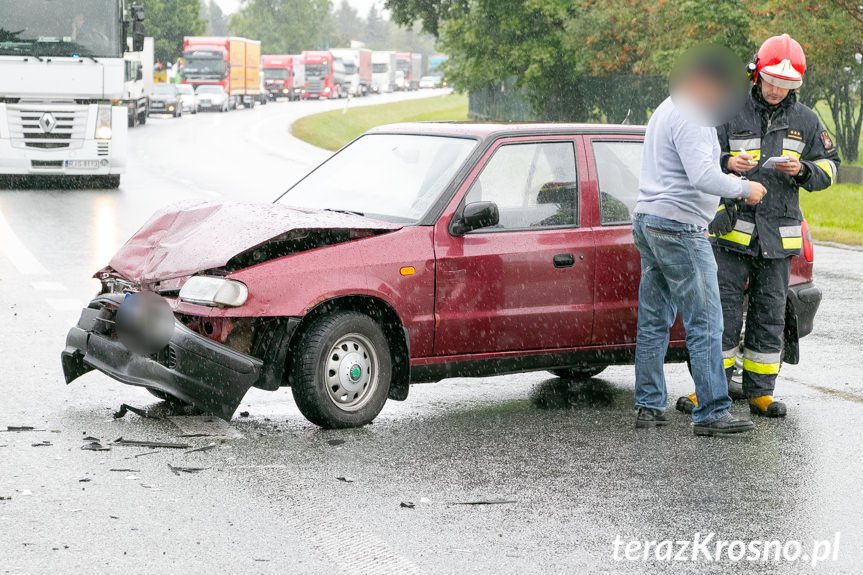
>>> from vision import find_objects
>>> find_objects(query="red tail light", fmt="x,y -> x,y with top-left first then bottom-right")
801,218 -> 814,262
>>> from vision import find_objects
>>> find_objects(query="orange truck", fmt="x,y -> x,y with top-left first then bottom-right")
182,36 -> 262,109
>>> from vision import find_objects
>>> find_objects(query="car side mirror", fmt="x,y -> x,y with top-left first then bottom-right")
451,201 -> 500,236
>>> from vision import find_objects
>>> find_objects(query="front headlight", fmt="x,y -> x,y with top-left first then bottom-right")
95,104 -> 112,140
179,276 -> 248,307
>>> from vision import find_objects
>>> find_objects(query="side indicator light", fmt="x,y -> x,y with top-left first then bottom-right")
399,266 -> 416,276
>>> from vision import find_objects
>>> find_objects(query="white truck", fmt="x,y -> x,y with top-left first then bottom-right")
0,0 -> 145,188
290,54 -> 305,96
123,36 -> 153,127
331,48 -> 372,97
372,51 -> 396,94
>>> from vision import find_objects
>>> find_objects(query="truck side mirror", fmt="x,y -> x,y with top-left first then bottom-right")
136,67 -> 143,81
451,201 -> 500,236
133,21 -> 145,52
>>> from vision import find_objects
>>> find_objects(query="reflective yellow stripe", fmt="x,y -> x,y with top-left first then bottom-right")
782,237 -> 803,250
814,159 -> 836,185
720,230 -> 752,246
781,149 -> 801,159
723,357 -> 737,369
730,149 -> 761,161
743,359 -> 781,375
716,204 -> 726,213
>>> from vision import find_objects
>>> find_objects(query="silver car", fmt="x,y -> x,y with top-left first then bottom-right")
176,84 -> 198,115
195,84 -> 231,113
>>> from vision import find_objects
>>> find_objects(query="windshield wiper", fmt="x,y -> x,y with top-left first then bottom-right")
324,208 -> 365,217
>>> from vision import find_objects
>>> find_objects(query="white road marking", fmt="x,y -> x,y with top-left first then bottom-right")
31,281 -> 68,292
0,207 -> 49,276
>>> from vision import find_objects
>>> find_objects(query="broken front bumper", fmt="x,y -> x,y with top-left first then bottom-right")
61,294 -> 264,420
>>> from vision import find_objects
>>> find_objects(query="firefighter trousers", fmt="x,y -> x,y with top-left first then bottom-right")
713,247 -> 792,397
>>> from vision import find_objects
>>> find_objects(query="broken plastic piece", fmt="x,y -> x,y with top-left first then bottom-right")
112,438 -> 190,449
452,499 -> 518,506
113,404 -> 159,420
31,441 -> 52,447
336,476 -> 355,483
184,443 -> 217,454
400,502 -> 415,509
168,464 -> 210,476
81,441 -> 110,451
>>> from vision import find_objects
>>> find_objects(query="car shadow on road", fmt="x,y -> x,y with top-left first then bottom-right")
529,377 -> 624,411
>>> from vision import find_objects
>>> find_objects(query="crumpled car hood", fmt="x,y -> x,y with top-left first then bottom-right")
108,200 -> 401,284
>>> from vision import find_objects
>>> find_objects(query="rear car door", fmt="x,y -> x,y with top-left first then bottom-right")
585,135 -> 686,345
433,136 -> 596,355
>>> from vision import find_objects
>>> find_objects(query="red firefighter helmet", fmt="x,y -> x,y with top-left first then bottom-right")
753,34 -> 806,89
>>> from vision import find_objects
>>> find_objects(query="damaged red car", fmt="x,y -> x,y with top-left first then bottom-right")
62,123 -> 822,428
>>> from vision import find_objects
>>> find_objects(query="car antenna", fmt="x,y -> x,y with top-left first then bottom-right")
621,109 -> 631,125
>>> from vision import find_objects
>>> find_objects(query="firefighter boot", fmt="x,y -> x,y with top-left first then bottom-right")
675,393 -> 698,414
749,395 -> 787,418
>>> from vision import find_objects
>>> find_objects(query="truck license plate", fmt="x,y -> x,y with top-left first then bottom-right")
65,160 -> 99,170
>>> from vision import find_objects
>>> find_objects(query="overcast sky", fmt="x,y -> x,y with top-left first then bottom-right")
213,0 -> 388,18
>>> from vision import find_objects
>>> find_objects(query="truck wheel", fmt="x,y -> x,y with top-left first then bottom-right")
549,365 -> 607,380
138,110 -> 147,125
289,312 -> 392,429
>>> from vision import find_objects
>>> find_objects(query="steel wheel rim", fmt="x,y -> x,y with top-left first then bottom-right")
324,333 -> 379,412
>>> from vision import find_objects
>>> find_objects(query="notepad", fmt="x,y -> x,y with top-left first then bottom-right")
762,156 -> 791,169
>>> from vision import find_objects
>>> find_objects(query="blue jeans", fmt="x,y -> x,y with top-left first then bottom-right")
631,213 -> 731,423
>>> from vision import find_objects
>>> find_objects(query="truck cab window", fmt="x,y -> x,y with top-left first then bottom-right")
464,142 -> 578,230
592,141 -> 643,225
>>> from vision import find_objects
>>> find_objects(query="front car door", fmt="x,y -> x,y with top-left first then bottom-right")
433,136 -> 596,355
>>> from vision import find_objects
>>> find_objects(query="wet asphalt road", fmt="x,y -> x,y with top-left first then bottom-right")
1,91 -> 863,574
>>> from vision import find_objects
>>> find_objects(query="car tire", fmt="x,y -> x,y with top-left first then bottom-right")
289,312 -> 392,429
549,365 -> 607,380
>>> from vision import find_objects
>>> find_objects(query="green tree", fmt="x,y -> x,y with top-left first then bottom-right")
200,0 -> 229,36
230,0 -> 334,53
332,0 -> 363,45
142,0 -> 206,63
364,6 -> 389,45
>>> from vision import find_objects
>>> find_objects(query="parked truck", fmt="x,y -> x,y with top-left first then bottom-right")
0,0 -> 145,188
300,51 -> 344,99
331,48 -> 372,97
262,55 -> 294,100
123,36 -> 153,127
182,36 -> 262,109
395,53 -> 423,91
372,51 -> 396,93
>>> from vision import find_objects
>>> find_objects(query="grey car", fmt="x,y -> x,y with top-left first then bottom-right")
149,83 -> 183,118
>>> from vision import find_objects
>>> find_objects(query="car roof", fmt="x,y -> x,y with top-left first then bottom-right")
367,121 -> 646,140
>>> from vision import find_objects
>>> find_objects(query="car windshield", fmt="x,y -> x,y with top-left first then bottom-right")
196,85 -> 222,94
342,62 -> 357,74
152,84 -> 174,95
277,134 -> 477,224
263,68 -> 289,79
0,0 -> 121,58
305,63 -> 328,76
177,85 -> 194,94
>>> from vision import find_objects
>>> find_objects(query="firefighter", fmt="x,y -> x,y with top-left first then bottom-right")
676,34 -> 839,418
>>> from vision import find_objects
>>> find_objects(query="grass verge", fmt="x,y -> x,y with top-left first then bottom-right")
291,93 -> 469,151
800,183 -> 863,245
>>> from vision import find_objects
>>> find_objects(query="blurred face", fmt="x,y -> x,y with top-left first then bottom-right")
760,76 -> 791,105
669,45 -> 747,127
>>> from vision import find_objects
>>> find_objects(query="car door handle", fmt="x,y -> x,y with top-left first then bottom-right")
553,254 -> 575,268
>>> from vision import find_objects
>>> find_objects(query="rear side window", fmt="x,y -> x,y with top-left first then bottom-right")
464,142 -> 578,230
593,141 -> 643,225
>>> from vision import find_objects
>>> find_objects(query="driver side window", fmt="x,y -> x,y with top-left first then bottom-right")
464,142 -> 578,230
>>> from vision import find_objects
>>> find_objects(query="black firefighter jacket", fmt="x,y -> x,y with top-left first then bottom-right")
713,87 -> 840,258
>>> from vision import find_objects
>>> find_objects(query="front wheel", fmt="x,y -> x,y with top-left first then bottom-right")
549,365 -> 607,380
289,312 -> 392,429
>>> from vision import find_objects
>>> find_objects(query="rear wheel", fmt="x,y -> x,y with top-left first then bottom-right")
289,312 -> 392,429
549,365 -> 607,380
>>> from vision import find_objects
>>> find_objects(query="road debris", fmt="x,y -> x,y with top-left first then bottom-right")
184,442 -> 217,454
113,404 -> 160,420
0,496 -> 11,501
112,438 -> 190,449
400,502 -> 415,509
31,441 -> 52,447
336,476 -> 355,483
3,426 -> 43,432
78,478 -> 92,483
239,411 -> 250,417
109,468 -> 140,472
168,464 -> 210,476
327,439 -> 346,446
134,451 -> 160,458
81,440 -> 110,451
451,499 -> 518,506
